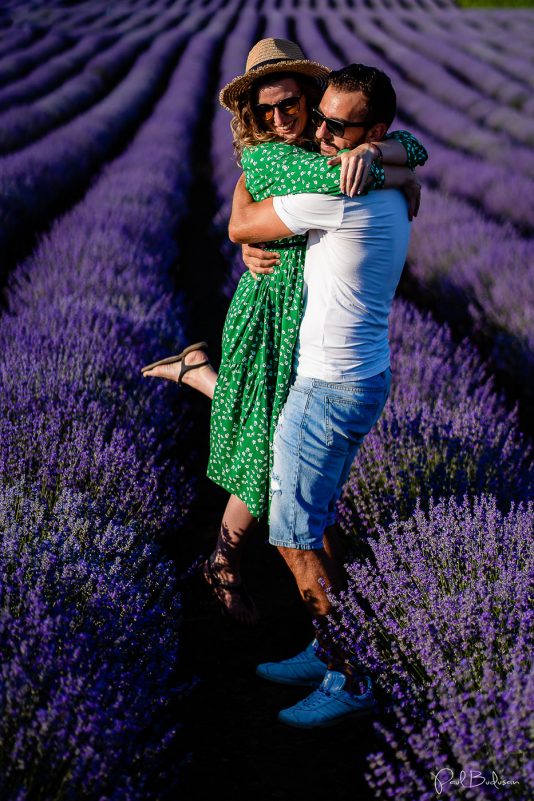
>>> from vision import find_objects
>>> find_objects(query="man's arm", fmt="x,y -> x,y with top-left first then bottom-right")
228,174 -> 294,244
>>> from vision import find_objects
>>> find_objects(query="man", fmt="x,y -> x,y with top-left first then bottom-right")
229,63 -> 423,728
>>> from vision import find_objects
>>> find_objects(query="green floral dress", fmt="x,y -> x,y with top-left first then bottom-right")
207,132 -> 427,518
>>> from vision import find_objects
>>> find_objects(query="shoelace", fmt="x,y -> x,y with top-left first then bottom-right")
299,688 -> 332,708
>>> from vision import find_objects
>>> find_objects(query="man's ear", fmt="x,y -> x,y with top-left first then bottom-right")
366,122 -> 388,142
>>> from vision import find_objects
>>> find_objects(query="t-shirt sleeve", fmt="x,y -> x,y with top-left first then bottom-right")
273,194 -> 344,235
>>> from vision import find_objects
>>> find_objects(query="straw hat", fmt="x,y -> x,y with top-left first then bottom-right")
219,38 -> 331,112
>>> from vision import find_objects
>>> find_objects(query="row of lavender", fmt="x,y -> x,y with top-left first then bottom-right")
336,309 -> 530,800
0,0 -> 179,40
0,1 -> 219,275
0,0 -> 193,153
210,8 -> 533,799
0,7 -> 237,799
302,10 -> 534,408
333,493 -> 532,801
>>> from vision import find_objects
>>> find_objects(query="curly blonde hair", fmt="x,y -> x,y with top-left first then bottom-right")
230,72 -> 324,161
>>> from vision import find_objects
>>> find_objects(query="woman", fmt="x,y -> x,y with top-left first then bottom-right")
142,39 -> 426,624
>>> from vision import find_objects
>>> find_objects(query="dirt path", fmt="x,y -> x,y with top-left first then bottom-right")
170,466 -> 380,801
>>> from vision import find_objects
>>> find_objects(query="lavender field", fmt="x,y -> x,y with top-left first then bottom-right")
0,1 -> 532,800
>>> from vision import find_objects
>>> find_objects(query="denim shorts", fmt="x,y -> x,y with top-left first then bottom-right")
269,368 -> 391,550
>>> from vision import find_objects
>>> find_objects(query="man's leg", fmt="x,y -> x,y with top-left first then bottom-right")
266,371 -> 390,724
275,543 -> 356,679
269,375 -> 383,660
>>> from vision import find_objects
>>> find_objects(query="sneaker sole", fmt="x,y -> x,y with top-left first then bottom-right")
255,667 -> 325,688
278,703 -> 378,729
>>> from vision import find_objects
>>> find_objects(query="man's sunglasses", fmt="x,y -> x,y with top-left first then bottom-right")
254,95 -> 302,122
311,107 -> 374,137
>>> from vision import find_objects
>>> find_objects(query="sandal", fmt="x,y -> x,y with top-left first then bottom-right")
141,341 -> 210,383
201,557 -> 259,626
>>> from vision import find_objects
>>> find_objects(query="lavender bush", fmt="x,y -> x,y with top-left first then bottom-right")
329,496 -> 532,801
338,300 -> 533,537
0,25 -> 43,61
0,482 -> 188,801
0,7 -> 206,272
408,189 -> 534,394
0,31 -> 117,113
0,29 -> 74,88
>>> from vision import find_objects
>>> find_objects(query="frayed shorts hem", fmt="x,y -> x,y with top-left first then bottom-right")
268,537 -> 323,550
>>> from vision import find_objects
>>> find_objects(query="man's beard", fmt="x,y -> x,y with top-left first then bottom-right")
318,139 -> 339,156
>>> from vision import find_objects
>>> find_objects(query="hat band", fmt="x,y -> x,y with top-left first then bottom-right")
248,57 -> 300,72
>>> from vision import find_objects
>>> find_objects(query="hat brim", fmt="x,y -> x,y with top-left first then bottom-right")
219,59 -> 331,112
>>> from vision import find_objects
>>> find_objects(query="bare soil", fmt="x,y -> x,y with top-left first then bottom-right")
171,462 -> 380,801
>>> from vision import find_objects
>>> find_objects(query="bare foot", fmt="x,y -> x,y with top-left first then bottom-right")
143,349 -> 217,399
201,557 -> 259,626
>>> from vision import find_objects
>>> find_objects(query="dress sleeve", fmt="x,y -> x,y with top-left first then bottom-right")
365,130 -> 427,190
241,133 -> 427,200
384,130 -> 428,169
242,143 -> 342,201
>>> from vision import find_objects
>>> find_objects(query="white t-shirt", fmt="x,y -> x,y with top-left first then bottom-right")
273,190 -> 411,381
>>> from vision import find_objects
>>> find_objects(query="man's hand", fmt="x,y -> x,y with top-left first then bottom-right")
242,243 -> 280,278
327,143 -> 381,197
402,172 -> 421,221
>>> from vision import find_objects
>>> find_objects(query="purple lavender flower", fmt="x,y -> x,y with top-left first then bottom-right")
328,496 -> 532,801
0,482 -> 189,801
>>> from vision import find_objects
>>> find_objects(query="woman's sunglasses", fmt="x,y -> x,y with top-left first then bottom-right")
311,107 -> 374,137
254,95 -> 302,122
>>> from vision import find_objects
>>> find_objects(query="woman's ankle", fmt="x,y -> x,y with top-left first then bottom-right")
181,350 -> 216,397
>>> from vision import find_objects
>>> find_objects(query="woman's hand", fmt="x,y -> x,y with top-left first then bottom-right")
242,243 -> 280,279
327,143 -> 381,198
402,172 -> 422,221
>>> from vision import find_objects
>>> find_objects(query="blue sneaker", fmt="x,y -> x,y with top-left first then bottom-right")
256,640 -> 327,688
277,670 -> 377,728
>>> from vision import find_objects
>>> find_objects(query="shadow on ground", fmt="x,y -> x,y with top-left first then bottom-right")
171,468 -> 381,801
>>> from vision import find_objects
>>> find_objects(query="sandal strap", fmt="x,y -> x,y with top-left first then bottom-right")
178,359 -> 211,383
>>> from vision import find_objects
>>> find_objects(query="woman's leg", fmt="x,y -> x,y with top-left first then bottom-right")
203,493 -> 260,624
144,353 -> 260,621
143,348 -> 217,399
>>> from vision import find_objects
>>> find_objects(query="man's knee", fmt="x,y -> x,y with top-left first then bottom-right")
276,543 -> 304,567
276,543 -> 328,571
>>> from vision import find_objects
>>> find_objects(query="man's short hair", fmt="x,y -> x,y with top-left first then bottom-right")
327,64 -> 396,129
